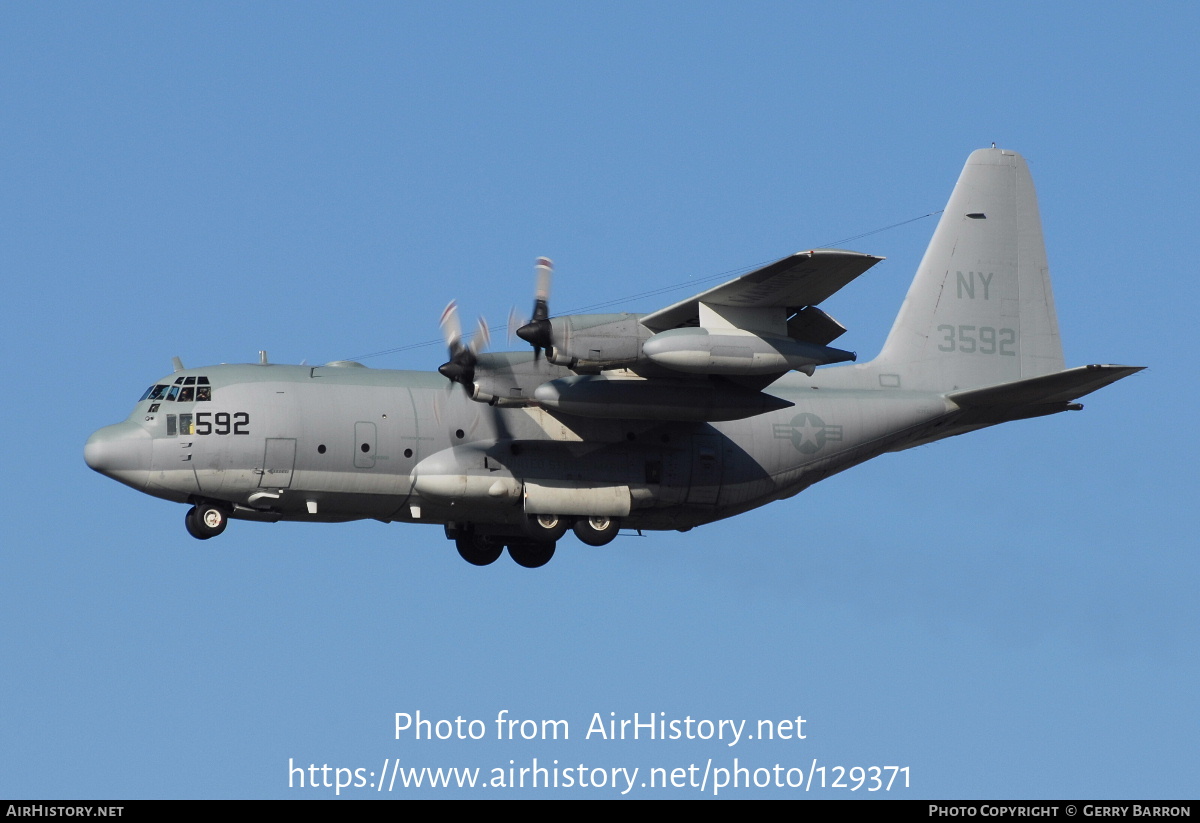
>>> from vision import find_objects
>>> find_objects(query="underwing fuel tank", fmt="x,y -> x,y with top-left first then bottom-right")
533,374 -> 793,421
642,328 -> 855,376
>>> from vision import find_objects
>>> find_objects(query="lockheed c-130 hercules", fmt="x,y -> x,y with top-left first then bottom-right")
85,148 -> 1140,568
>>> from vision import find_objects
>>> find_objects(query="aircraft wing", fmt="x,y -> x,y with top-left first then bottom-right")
640,249 -> 883,332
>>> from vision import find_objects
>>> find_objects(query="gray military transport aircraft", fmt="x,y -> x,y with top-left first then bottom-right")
85,148 -> 1141,568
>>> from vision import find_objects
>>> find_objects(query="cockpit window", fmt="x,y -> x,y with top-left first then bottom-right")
142,377 -> 211,403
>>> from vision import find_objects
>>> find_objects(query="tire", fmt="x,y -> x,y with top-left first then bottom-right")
186,503 -> 228,540
523,513 -> 569,543
455,534 -> 503,566
508,540 -> 556,569
572,516 -> 620,546
184,506 -> 210,540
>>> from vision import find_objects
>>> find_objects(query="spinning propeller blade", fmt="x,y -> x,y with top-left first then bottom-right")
516,257 -> 554,359
438,302 -> 490,390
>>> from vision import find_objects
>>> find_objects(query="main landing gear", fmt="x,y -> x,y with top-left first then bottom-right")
455,534 -> 504,566
524,513 -> 569,542
572,516 -> 620,547
452,515 -> 622,567
185,503 -> 228,540
507,540 -> 556,569
454,533 -> 556,568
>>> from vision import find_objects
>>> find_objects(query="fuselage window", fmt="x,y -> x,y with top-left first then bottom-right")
179,413 -> 194,435
166,414 -> 177,436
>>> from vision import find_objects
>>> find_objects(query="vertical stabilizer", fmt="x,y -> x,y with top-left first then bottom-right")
873,149 -> 1064,392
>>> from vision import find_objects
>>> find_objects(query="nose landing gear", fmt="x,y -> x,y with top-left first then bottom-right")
185,503 -> 229,540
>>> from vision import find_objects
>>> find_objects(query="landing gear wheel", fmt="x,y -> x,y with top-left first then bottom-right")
573,516 -> 620,546
184,508 -> 207,540
524,513 -> 569,543
508,540 -> 556,569
455,534 -> 503,566
185,504 -> 228,540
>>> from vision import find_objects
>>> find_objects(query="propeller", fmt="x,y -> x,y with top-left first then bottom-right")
507,305 -> 526,346
437,301 -> 489,389
515,257 -> 554,359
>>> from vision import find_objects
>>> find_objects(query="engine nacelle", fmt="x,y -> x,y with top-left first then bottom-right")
543,313 -> 652,369
463,352 -> 575,406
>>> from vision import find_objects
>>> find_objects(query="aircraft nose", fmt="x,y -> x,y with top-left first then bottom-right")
85,421 -> 152,490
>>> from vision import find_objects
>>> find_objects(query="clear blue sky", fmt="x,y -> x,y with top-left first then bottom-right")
2,2 -> 1195,798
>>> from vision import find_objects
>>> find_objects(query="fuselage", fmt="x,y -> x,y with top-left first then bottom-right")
84,360 -> 954,534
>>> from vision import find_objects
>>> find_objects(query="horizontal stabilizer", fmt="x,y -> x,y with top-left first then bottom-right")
641,249 -> 882,332
948,365 -> 1144,409
888,365 -> 1144,453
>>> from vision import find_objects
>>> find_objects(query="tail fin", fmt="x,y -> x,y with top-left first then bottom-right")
873,148 -> 1064,392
